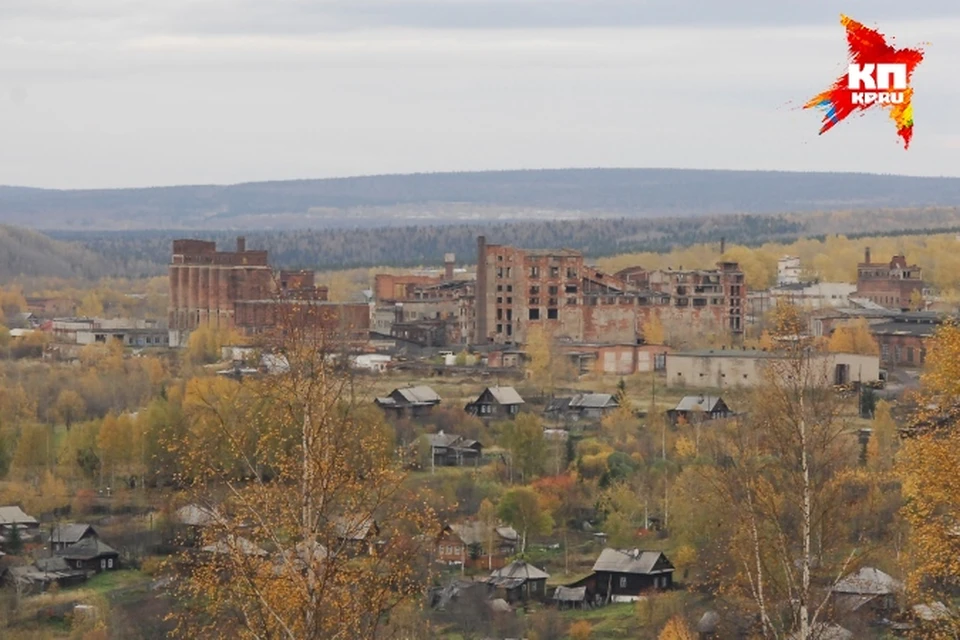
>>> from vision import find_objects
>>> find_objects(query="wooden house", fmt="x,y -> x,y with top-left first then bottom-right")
569,548 -> 674,603
485,560 -> 549,603
544,392 -> 619,423
49,524 -> 99,552
830,567 -> 901,618
426,431 -> 483,467
56,538 -> 120,573
375,386 -> 441,418
464,386 -> 524,419
666,395 -> 733,425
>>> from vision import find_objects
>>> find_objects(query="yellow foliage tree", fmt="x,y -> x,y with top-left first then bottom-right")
167,320 -> 438,640
569,620 -> 592,640
658,615 -> 696,640
827,318 -> 879,355
524,324 -> 574,392
77,292 -> 104,317
53,389 -> 86,429
642,312 -> 666,345
898,320 -> 960,634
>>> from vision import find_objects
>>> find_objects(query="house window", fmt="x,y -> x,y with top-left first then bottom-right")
565,285 -> 578,294
547,309 -> 558,320
548,285 -> 559,295
529,297 -> 540,305
550,266 -> 559,278
567,297 -> 577,305
529,285 -> 540,294
530,266 -> 540,277
619,576 -> 627,588
506,285 -> 513,292
101,559 -> 106,569
496,324 -> 503,334
529,309 -> 540,320
497,285 -> 503,292
567,267 -> 577,279
108,558 -> 113,568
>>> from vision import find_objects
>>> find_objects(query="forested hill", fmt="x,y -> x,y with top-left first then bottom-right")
0,225 -> 112,280
5,168 -> 960,230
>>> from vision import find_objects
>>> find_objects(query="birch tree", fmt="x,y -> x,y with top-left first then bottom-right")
166,302 -> 438,640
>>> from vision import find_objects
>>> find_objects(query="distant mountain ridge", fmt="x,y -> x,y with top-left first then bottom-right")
5,168 -> 960,231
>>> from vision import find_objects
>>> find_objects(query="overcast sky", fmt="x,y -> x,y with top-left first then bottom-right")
1,1 -> 958,189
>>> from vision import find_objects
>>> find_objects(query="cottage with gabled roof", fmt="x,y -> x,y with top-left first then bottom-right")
465,386 -> 524,419
56,538 -> 120,573
830,566 -> 901,616
545,392 -> 619,423
49,523 -> 99,551
375,385 -> 442,418
485,560 -> 549,603
568,548 -> 674,604
426,431 -> 483,467
666,395 -> 733,424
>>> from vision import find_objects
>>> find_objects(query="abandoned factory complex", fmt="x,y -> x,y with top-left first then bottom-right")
159,236 -> 939,383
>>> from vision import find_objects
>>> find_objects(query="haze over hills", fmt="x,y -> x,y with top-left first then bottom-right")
5,168 -> 960,231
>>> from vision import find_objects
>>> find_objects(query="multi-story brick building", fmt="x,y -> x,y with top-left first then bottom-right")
371,254 -> 476,346
475,236 -> 746,346
854,247 -> 924,311
169,238 -> 369,345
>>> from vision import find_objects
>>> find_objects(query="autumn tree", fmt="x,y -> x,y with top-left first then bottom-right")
524,324 -> 575,393
13,423 -> 52,484
569,620 -> 592,640
642,312 -> 666,345
658,616 -> 696,640
827,318 -> 880,355
497,486 -> 553,554
98,412 -> 133,488
53,389 -> 86,430
898,320 -> 960,636
695,315 -> 860,639
167,303 -> 437,640
500,414 -> 546,483
77,292 -> 104,317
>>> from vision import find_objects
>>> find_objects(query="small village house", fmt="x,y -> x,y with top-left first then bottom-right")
426,431 -> 483,467
333,516 -> 380,556
666,395 -> 734,425
544,392 -> 619,423
56,538 -> 121,573
552,585 -> 587,610
830,567 -> 901,619
568,548 -> 674,604
0,506 -> 40,544
485,560 -> 550,603
438,522 -> 519,568
49,523 -> 100,552
375,385 -> 442,418
464,386 -> 525,419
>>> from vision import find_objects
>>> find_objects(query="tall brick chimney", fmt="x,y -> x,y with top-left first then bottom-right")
237,236 -> 246,253
476,236 -> 487,343
720,237 -> 725,254
864,246 -> 871,264
444,253 -> 455,281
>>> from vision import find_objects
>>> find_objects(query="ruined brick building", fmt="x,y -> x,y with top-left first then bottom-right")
169,238 -> 369,346
474,236 -> 746,346
854,247 -> 924,311
371,253 -> 476,346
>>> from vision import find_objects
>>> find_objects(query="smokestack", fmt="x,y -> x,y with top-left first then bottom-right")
720,237 -> 726,254
444,253 -> 455,281
864,246 -> 871,264
237,236 -> 246,253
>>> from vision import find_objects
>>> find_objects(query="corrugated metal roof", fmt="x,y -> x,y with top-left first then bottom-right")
569,393 -> 616,409
396,385 -> 441,404
591,548 -> 672,575
553,586 -> 586,601
673,396 -> 724,413
51,524 -> 95,544
832,567 -> 901,595
489,560 -> 549,581
0,506 -> 37,526
487,386 -> 525,405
